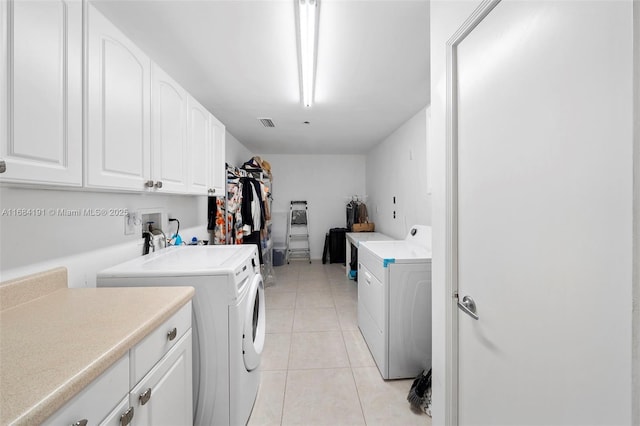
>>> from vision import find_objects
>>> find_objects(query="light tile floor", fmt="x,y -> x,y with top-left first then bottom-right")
248,262 -> 431,426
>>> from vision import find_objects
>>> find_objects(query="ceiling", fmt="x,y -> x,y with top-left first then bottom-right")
91,0 -> 430,155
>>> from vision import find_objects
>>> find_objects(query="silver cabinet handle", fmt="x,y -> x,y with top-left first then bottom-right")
71,420 -> 88,426
155,181 -> 163,189
120,407 -> 134,426
457,295 -> 479,320
167,327 -> 177,341
145,180 -> 154,188
139,387 -> 152,405
0,160 -> 6,173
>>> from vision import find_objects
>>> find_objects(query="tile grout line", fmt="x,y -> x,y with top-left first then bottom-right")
349,364 -> 369,425
336,275 -> 369,426
278,266 -> 298,426
261,264 -> 367,425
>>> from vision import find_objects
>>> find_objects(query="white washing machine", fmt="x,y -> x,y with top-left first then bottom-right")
97,245 -> 265,425
357,225 -> 432,380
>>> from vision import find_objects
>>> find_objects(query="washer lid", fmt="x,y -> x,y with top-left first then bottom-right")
98,245 -> 258,277
360,240 -> 431,262
403,225 -> 432,249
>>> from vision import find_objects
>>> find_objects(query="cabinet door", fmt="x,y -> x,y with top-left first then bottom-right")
209,115 -> 226,196
151,64 -> 188,193
130,330 -> 193,426
99,397 -> 130,426
186,95 -> 210,195
42,355 -> 129,426
86,4 -> 151,191
0,0 -> 82,186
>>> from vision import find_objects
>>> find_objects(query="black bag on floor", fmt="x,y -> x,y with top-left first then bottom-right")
329,227 -> 347,264
322,233 -> 330,264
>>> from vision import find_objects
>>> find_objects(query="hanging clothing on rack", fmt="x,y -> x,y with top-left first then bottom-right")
213,197 -> 226,245
208,195 -> 227,245
357,202 -> 369,224
207,196 -> 217,231
240,177 -> 266,235
346,197 -> 370,231
225,163 -> 272,264
346,200 -> 358,230
226,175 -> 244,244
239,177 -> 267,264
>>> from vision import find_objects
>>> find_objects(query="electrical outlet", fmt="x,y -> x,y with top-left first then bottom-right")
125,211 -> 141,235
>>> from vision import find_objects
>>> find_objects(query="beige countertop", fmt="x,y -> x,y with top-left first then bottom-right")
0,268 -> 194,425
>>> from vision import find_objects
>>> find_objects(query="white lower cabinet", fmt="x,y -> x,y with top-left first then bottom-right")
42,355 -> 130,426
130,330 -> 192,426
101,397 -> 131,426
43,302 -> 193,426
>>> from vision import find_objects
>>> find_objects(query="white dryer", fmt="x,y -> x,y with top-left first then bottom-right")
357,225 -> 432,380
97,245 -> 265,426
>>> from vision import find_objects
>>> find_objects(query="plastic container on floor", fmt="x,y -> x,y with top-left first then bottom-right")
273,246 -> 286,266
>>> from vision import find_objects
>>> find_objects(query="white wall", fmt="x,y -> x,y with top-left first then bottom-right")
226,130 -> 254,167
365,107 -> 431,239
0,186 -> 207,286
256,154 -> 366,259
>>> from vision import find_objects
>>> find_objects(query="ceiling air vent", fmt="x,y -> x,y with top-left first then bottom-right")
258,118 -> 275,128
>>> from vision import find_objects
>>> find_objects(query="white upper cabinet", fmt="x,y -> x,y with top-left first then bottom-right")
85,4 -> 151,191
210,115 -> 226,196
151,64 -> 188,193
2,2 -> 228,195
187,95 -> 211,195
188,95 -> 227,197
0,0 -> 82,186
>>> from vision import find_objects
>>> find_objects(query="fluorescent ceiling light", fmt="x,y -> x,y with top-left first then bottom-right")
297,0 -> 319,108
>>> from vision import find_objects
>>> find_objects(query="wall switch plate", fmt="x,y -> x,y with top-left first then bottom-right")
125,211 -> 141,235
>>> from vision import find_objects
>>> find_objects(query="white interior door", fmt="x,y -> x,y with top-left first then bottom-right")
452,1 -> 633,424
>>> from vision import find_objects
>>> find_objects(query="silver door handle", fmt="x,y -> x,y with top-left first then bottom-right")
457,295 -> 479,320
167,327 -> 177,341
139,387 -> 152,405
